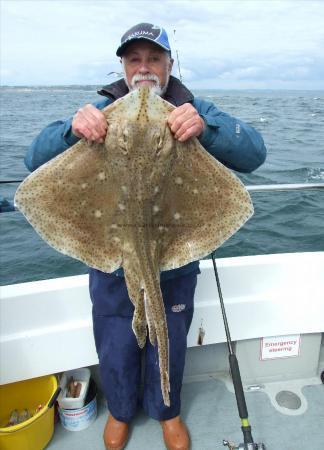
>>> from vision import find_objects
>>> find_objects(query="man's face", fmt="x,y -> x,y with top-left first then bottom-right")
121,40 -> 173,95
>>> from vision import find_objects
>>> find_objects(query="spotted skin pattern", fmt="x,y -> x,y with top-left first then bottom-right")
15,87 -> 253,406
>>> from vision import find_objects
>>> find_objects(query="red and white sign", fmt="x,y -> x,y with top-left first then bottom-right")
260,334 -> 301,360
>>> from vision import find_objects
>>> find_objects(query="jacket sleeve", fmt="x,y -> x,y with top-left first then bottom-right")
194,98 -> 266,173
24,98 -> 111,172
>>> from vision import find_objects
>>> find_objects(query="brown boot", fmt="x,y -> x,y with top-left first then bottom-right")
103,414 -> 129,450
160,416 -> 190,450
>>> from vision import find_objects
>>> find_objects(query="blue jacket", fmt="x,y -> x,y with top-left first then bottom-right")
24,76 -> 266,280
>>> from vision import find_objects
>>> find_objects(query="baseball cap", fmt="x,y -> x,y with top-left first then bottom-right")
116,23 -> 171,57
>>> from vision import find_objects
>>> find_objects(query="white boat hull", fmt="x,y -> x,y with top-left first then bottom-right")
1,252 -> 323,385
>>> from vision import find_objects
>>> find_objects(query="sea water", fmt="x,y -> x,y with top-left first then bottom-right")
0,86 -> 323,285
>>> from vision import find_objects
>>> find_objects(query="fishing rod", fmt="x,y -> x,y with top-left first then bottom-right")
212,253 -> 266,450
173,29 -> 183,83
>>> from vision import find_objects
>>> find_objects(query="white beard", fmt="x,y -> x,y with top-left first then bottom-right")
124,72 -> 170,96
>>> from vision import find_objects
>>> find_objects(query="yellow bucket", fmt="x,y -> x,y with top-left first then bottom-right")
0,375 -> 60,450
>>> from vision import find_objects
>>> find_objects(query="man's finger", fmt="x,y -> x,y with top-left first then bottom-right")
168,105 -> 192,123
174,117 -> 198,139
169,112 -> 194,134
83,106 -> 108,129
168,104 -> 201,136
79,109 -> 108,136
177,124 -> 201,142
72,104 -> 108,140
75,122 -> 105,143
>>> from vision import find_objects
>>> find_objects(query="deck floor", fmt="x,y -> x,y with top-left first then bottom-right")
47,375 -> 324,450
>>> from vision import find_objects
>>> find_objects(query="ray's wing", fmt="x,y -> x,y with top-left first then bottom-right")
15,135 -> 125,273
14,89 -> 172,273
156,138 -> 254,271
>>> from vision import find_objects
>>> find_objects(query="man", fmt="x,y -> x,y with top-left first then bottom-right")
25,23 -> 266,450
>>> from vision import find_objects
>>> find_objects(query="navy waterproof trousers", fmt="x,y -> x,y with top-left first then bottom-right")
89,269 -> 198,422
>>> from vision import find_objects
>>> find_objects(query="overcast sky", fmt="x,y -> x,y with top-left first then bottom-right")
1,0 -> 324,89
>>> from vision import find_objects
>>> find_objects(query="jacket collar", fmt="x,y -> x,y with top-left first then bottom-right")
97,75 -> 194,107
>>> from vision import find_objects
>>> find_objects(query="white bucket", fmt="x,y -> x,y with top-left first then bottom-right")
58,393 -> 97,431
58,367 -> 91,410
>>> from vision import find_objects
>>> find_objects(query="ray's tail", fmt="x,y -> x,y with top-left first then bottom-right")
123,260 -> 170,406
144,278 -> 170,407
124,269 -> 147,349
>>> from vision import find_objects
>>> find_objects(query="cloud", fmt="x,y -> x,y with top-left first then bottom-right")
1,0 -> 324,88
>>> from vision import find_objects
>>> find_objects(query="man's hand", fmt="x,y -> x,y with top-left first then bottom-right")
72,104 -> 108,144
167,103 -> 205,142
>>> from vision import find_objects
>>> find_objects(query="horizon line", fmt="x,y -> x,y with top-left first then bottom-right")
1,84 -> 324,92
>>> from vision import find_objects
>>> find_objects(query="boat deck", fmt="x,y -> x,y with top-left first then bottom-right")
47,374 -> 324,450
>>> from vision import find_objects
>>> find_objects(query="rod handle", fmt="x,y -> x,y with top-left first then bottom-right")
229,354 -> 249,420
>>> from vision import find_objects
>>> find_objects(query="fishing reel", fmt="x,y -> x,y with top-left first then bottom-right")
223,440 -> 266,450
